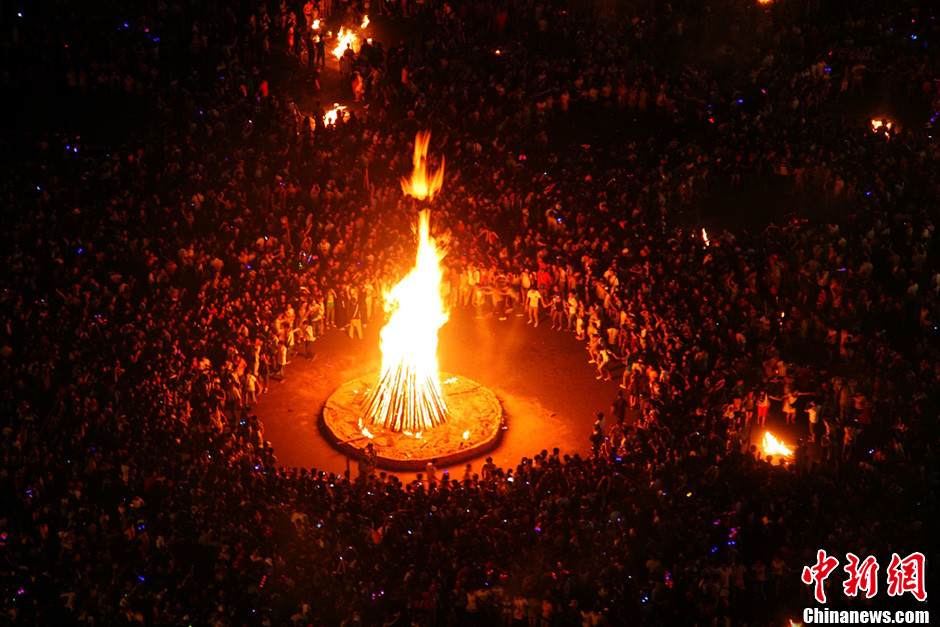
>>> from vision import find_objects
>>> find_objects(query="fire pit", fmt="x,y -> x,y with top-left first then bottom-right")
321,373 -> 503,471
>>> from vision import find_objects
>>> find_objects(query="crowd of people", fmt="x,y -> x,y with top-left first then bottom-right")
2,0 -> 938,624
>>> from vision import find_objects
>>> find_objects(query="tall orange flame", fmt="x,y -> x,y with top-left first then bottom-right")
362,210 -> 449,432
362,133 -> 449,433
400,131 -> 444,201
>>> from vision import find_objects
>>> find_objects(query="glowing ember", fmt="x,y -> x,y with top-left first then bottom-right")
311,19 -> 320,30
361,15 -> 370,28
789,621 -> 803,627
462,430 -> 470,440
400,131 -> 444,201
762,432 -> 793,458
758,0 -> 773,5
332,27 -> 358,59
324,103 -> 348,126
361,427 -> 374,439
362,134 -> 449,433
444,377 -> 458,385
701,228 -> 710,246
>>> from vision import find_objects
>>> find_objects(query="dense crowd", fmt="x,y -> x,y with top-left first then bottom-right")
2,0 -> 938,624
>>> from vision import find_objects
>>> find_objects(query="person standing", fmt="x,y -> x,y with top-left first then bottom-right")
358,442 -> 377,478
303,321 -> 316,358
756,390 -> 771,427
806,400 -> 820,442
363,280 -> 375,322
590,423 -> 605,456
526,287 -> 545,327
340,46 -> 355,83
252,337 -> 263,378
611,390 -> 628,425
276,341 -> 288,380
467,265 -> 480,306
352,72 -> 365,101
302,0 -> 316,29
779,390 -> 801,425
258,349 -> 271,392
843,420 -> 860,461
348,289 -> 363,340
512,595 -> 527,626
566,293 -> 578,330
595,345 -> 613,380
458,266 -> 471,308
324,288 -> 336,328
550,292 -> 564,330
425,458 -> 438,488
743,390 -> 756,427
481,457 -> 497,481
314,35 -> 326,70
311,294 -> 325,336
244,371 -> 259,406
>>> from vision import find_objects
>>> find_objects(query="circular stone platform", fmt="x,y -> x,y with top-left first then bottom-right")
321,373 -> 503,471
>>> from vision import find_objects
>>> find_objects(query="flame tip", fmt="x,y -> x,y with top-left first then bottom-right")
401,131 -> 444,201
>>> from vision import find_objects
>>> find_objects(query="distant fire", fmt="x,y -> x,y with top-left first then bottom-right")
332,27 -> 357,58
871,118 -> 893,137
762,431 -> 793,458
324,103 -> 348,126
331,16 -> 369,59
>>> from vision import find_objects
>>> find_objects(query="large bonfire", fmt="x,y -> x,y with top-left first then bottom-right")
362,132 -> 449,433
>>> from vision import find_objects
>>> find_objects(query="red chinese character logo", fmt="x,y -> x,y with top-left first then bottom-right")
802,549 -> 840,603
886,552 -> 927,602
843,553 -> 879,598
